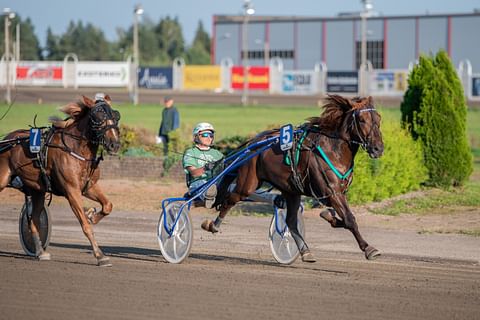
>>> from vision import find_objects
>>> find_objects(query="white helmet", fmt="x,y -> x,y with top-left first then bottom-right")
192,122 -> 215,137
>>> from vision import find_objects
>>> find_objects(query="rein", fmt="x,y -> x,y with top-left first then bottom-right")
46,129 -> 102,163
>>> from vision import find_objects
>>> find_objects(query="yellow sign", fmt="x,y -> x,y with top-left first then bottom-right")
394,71 -> 408,91
184,66 -> 221,90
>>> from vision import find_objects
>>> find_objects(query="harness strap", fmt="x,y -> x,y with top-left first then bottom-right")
315,145 -> 353,180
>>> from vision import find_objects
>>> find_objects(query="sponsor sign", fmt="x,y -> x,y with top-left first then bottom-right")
76,62 -> 129,87
326,71 -> 358,93
369,70 -> 408,95
473,76 -> 480,97
183,65 -> 221,90
138,67 -> 173,89
231,66 -> 269,90
282,71 -> 316,94
16,62 -> 63,86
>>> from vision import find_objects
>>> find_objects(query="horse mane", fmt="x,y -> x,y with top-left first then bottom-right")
48,100 -> 90,128
306,94 -> 372,133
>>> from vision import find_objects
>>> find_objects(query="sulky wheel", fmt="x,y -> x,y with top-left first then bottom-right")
268,205 -> 305,265
157,202 -> 193,263
19,198 -> 51,257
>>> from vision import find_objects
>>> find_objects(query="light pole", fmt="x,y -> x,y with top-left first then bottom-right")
241,0 -> 255,106
360,0 -> 372,96
132,4 -> 143,106
3,8 -> 15,104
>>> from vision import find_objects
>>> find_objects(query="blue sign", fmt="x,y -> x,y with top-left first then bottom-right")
280,124 -> 293,151
138,67 -> 173,89
29,128 -> 41,153
473,77 -> 480,97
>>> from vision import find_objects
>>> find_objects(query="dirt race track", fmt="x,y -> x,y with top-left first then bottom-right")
0,181 -> 479,320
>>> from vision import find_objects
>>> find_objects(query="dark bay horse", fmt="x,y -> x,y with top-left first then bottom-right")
0,95 -> 120,266
202,94 -> 384,262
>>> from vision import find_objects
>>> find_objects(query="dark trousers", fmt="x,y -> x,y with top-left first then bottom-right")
160,134 -> 169,155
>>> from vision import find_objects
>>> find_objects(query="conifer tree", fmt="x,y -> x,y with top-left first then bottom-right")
401,50 -> 473,187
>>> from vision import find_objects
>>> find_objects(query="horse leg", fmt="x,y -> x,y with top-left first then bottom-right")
330,195 -> 381,260
201,191 -> 242,233
82,183 -> 113,225
319,208 -> 346,228
65,189 -> 111,266
0,157 -> 11,192
285,194 -> 316,263
30,193 -> 51,261
201,166 -> 260,234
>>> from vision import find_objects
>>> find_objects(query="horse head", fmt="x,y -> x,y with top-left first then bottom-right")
82,95 -> 121,154
348,96 -> 384,158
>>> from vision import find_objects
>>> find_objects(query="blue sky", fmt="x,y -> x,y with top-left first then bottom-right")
3,0 -> 480,46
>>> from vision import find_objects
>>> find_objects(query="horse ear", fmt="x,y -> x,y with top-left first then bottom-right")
367,96 -> 374,105
104,94 -> 112,105
82,95 -> 95,108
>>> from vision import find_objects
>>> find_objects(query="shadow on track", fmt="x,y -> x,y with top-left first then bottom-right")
3,242 -> 350,274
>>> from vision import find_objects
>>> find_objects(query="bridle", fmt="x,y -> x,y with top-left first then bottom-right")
89,101 -> 120,146
350,107 -> 378,150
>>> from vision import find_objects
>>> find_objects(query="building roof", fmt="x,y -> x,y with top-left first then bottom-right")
214,11 -> 480,24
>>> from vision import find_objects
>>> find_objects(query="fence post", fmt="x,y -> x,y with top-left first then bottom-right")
269,57 -> 283,94
172,57 -> 185,90
220,57 -> 233,93
63,53 -> 78,89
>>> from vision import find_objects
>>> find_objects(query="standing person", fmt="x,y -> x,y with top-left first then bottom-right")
183,123 -> 224,208
157,96 -> 180,156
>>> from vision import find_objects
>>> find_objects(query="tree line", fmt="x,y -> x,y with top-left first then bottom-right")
0,14 -> 211,65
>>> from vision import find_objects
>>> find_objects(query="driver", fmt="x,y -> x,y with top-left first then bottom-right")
183,122 -> 223,208
183,122 -> 287,214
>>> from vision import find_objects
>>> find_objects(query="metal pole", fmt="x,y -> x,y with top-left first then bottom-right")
4,14 -> 10,104
264,41 -> 269,66
360,11 -> 367,96
15,23 -> 19,61
241,13 -> 249,106
132,12 -> 139,106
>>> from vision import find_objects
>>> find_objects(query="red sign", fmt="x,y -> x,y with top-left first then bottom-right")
16,63 -> 63,85
231,66 -> 269,90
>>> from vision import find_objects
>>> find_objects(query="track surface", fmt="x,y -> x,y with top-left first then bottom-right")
0,201 -> 479,320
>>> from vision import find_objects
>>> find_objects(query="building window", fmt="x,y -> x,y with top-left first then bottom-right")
241,50 -> 294,60
356,41 -> 384,69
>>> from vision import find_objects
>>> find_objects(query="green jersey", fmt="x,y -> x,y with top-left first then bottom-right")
183,146 -> 224,185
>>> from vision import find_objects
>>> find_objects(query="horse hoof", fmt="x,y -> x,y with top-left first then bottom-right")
97,257 -> 112,267
319,209 -> 334,222
301,250 -> 317,263
201,220 -> 218,234
38,252 -> 51,261
365,246 -> 381,260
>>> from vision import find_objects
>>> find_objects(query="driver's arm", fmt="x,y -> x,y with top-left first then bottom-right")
185,166 -> 206,178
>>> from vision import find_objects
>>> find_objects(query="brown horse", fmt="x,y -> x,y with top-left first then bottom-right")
0,95 -> 120,266
202,94 -> 384,262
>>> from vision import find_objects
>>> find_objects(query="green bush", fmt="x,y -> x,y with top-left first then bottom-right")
119,124 -> 162,156
215,135 -> 250,155
348,120 -> 428,204
400,50 -> 473,187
